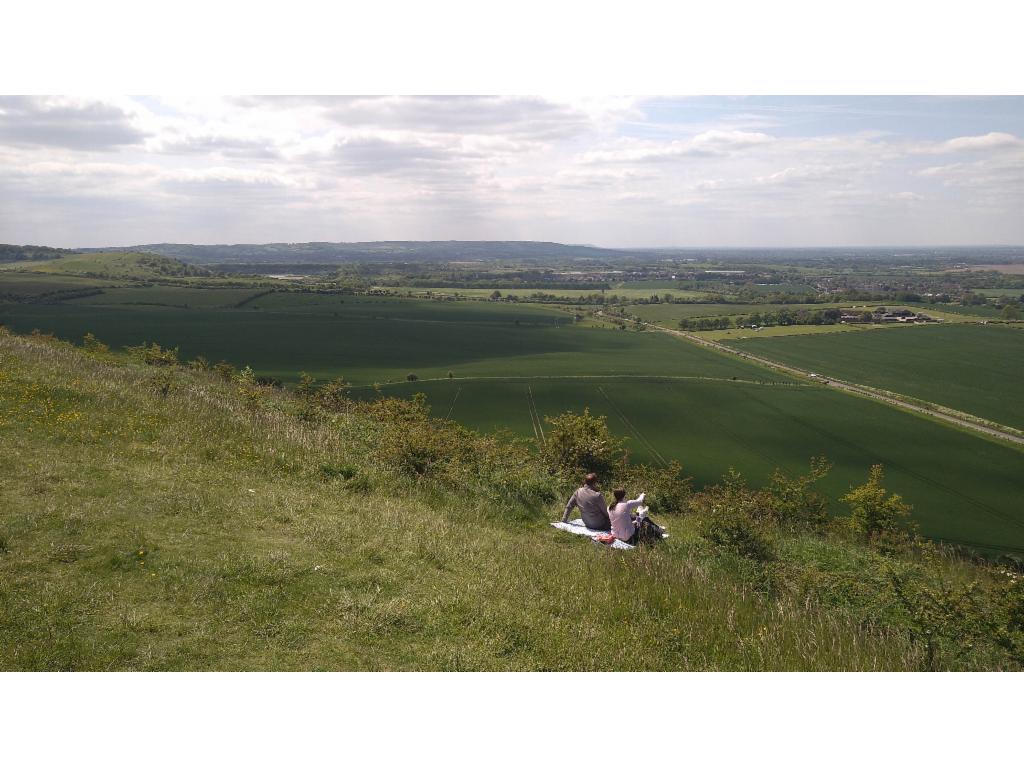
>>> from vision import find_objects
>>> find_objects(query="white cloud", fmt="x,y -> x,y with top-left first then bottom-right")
1,96 -> 1022,247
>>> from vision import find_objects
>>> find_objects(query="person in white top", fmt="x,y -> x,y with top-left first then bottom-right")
608,488 -> 647,544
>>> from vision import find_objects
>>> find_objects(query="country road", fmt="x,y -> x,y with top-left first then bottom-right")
653,324 -> 1024,448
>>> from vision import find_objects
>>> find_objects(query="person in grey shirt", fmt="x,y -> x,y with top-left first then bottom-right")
562,472 -> 611,531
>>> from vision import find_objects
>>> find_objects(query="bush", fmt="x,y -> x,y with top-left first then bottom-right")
314,378 -> 350,412
615,460 -> 692,516
235,366 -> 264,412
126,341 -> 179,367
541,408 -> 625,483
150,369 -> 175,399
189,356 -> 211,372
763,457 -> 831,531
841,464 -> 916,546
82,332 -> 108,355
699,504 -> 775,562
694,469 -> 774,561
213,360 -> 236,380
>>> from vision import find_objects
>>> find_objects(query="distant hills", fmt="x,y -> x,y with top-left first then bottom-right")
6,240 -> 1024,267
75,241 -> 641,265
10,251 -> 211,278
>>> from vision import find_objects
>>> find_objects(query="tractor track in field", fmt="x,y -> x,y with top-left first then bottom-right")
651,324 -> 1024,449
597,385 -> 668,467
526,385 -> 544,442
444,386 -> 462,420
349,373 -> 805,389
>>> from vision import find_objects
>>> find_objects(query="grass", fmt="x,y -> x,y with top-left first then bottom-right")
1,331 -> 935,671
728,323 -> 1024,430
351,376 -> 1024,555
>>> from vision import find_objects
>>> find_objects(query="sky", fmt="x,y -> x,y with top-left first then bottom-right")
1,95 -> 1022,248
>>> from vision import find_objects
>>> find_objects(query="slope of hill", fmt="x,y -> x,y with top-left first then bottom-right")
12,251 -> 212,279
1,328 -> 1022,671
0,243 -> 74,262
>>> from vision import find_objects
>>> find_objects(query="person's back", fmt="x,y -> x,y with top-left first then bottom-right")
562,473 -> 610,531
608,488 -> 645,542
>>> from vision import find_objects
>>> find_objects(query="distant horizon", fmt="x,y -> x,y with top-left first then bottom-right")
9,239 -> 1024,253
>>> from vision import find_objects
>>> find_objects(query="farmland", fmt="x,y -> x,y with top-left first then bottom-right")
0,290 -> 787,385
2,261 -> 1024,556
729,323 -> 1024,430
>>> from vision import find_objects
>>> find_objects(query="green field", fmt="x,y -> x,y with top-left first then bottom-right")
0,292 -> 787,385
70,286 -> 266,308
630,301 -> 852,324
350,376 -> 1024,555
0,271 -> 111,298
729,324 -> 1024,430
696,323 -> 879,341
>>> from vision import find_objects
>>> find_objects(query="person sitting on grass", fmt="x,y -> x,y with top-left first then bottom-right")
562,472 -> 610,531
609,487 -> 659,545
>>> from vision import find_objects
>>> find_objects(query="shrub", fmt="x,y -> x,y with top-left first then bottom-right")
82,332 -> 108,355
764,457 -> 831,531
841,464 -> 916,546
189,355 -> 211,372
235,366 -> 264,412
126,341 -> 179,367
314,378 -> 350,412
541,408 -> 625,483
407,373 -> 419,382
615,460 -> 692,516
151,369 -> 175,399
296,371 -> 316,398
699,504 -> 775,562
887,563 -> 985,670
213,360 -> 236,380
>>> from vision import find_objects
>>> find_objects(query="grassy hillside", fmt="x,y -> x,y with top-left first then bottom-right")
11,251 -> 211,279
2,328 -> 1023,671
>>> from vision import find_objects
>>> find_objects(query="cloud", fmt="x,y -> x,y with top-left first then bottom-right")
581,130 -> 774,163
153,133 -> 281,160
0,96 -> 148,151
234,95 -> 597,141
915,131 -> 1024,154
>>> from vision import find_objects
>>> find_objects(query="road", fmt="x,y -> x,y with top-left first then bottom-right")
652,324 -> 1024,448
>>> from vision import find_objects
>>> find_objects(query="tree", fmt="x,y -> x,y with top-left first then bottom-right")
841,464 -> 915,544
406,373 -> 418,382
489,290 -> 502,301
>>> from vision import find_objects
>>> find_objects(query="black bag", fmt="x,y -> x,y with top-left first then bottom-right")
634,517 -> 665,545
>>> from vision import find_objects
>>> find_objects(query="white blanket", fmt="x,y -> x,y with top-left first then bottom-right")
550,519 -> 635,550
